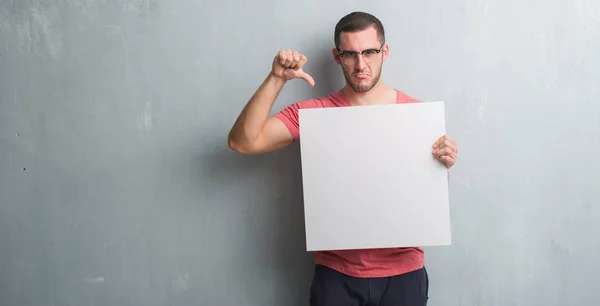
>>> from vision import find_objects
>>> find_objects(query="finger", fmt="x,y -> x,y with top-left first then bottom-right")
433,134 -> 455,148
433,136 -> 443,149
295,54 -> 307,71
290,51 -> 300,69
443,139 -> 457,153
284,50 -> 294,67
278,50 -> 287,66
300,71 -> 315,86
445,148 -> 457,159
433,147 -> 455,158
442,151 -> 457,163
433,146 -> 449,156
280,50 -> 291,67
439,155 -> 455,168
439,139 -> 448,149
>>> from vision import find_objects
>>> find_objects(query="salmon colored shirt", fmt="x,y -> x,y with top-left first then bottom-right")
274,89 -> 425,278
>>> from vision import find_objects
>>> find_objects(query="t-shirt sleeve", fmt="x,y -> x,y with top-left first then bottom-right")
274,102 -> 301,141
397,91 -> 420,103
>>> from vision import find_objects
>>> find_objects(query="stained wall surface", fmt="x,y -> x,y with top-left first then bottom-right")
1,1 -> 599,305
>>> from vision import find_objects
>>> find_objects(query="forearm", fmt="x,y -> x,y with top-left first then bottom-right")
228,73 -> 286,148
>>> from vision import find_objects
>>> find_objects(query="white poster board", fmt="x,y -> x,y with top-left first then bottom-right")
298,101 -> 451,251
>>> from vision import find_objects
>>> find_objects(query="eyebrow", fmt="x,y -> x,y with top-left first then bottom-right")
338,46 -> 382,53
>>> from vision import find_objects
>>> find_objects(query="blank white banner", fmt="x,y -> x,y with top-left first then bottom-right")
298,101 -> 451,251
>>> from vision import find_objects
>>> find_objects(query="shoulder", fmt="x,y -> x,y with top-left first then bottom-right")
285,91 -> 346,111
273,91 -> 344,142
275,91 -> 345,117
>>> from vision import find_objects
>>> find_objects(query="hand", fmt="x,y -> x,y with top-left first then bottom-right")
271,50 -> 315,86
432,135 -> 458,169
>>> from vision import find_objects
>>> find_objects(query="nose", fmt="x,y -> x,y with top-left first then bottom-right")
354,54 -> 367,70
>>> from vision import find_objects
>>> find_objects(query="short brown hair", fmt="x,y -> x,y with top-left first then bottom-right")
334,11 -> 385,49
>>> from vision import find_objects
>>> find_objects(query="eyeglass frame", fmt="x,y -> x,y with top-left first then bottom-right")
336,43 -> 385,65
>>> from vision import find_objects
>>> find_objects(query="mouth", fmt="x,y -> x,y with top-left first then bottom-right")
354,73 -> 370,79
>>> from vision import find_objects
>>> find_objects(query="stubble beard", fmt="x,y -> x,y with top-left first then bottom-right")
343,64 -> 382,93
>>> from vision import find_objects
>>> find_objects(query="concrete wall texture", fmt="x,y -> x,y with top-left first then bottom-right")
1,0 -> 599,305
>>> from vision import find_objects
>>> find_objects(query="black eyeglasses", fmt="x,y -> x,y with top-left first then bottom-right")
337,44 -> 384,65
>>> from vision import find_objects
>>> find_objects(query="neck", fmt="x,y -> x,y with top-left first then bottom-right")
341,81 -> 395,106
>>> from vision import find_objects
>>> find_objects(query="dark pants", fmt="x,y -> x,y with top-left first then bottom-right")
309,264 -> 429,306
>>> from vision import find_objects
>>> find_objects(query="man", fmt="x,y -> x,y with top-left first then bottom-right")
228,11 -> 458,306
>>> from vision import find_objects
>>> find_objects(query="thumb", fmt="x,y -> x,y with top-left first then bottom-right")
300,71 -> 315,86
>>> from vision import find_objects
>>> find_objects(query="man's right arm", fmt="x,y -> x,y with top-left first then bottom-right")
227,50 -> 314,154
227,73 -> 293,154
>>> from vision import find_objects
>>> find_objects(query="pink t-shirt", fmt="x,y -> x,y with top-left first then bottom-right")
274,89 -> 425,278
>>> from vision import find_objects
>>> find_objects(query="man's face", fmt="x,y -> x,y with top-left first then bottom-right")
333,26 -> 388,93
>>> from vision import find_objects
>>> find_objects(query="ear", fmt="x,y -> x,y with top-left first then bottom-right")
382,43 -> 389,62
332,48 -> 341,65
